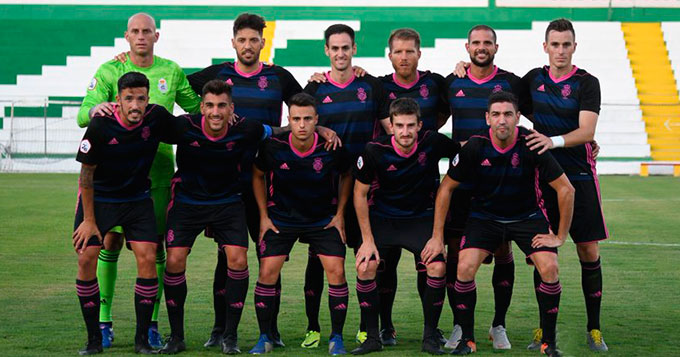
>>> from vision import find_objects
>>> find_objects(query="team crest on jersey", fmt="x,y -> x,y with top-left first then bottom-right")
357,156 -> 364,169
419,84 -> 429,99
511,152 -> 520,168
226,141 -> 235,151
452,153 -> 459,167
141,126 -> 151,141
87,77 -> 97,91
258,76 -> 268,91
158,78 -> 168,94
313,157 -> 324,173
493,84 -> 503,93
418,151 -> 427,166
79,139 -> 91,153
561,84 -> 571,99
357,87 -> 367,102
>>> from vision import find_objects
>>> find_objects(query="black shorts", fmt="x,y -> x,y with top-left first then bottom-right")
166,200 -> 248,249
541,178 -> 608,244
344,197 -> 362,249
258,225 -> 346,259
444,187 -> 472,240
370,214 -> 445,265
74,197 -> 157,247
461,217 -> 557,257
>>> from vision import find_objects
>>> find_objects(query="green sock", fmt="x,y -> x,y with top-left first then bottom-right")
151,247 -> 166,323
97,249 -> 121,323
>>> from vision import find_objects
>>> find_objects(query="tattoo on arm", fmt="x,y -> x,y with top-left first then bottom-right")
80,165 -> 95,189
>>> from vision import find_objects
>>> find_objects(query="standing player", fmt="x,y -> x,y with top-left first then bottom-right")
158,80 -> 275,354
77,13 -> 201,349
352,98 -> 460,355
303,23 -> 390,348
250,93 -> 353,355
521,19 -> 609,352
431,91 -> 575,357
444,25 -> 524,350
372,27 -> 450,346
72,72 -> 177,355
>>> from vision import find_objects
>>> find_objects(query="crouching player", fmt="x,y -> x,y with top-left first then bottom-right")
352,98 -> 460,355
250,93 -> 353,355
159,79 -> 276,354
431,91 -> 575,356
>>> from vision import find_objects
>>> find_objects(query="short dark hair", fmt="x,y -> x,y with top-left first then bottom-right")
288,92 -> 317,113
324,24 -> 355,45
233,13 -> 266,36
388,28 -> 420,50
468,24 -> 497,43
117,71 -> 149,93
389,97 -> 421,122
487,91 -> 518,112
545,18 -> 575,42
202,79 -> 232,100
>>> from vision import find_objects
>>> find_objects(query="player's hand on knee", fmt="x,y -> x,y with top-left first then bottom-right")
453,61 -> 470,78
113,51 -> 129,63
421,237 -> 445,264
355,241 -> 379,271
352,65 -> 367,77
308,72 -> 327,83
531,229 -> 564,248
526,130 -> 553,154
259,217 -> 279,242
324,215 -> 346,244
72,220 -> 102,254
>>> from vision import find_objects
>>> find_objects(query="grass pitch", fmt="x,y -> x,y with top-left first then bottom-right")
0,174 -> 678,356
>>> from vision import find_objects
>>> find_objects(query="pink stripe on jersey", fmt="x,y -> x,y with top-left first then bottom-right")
392,71 -> 420,89
113,103 -> 146,131
201,115 -> 229,142
234,62 -> 264,78
535,168 -> 551,224
489,127 -> 518,154
289,132 -> 318,158
586,142 -> 609,238
547,65 -> 579,83
467,66 -> 498,85
391,136 -> 418,158
325,71 -> 356,89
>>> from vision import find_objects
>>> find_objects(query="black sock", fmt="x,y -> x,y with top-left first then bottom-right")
304,251 -> 324,332
537,281 -> 561,344
328,283 -> 349,336
378,248 -> 400,331
533,268 -> 544,329
254,281 -> 277,337
446,256 -> 458,326
492,252 -> 515,327
271,276 -> 282,337
224,268 -> 249,337
76,279 -> 101,342
356,278 -> 379,341
454,279 -> 476,341
163,271 -> 187,340
581,258 -> 602,331
423,276 -> 446,337
212,249 -> 228,331
134,277 -> 158,344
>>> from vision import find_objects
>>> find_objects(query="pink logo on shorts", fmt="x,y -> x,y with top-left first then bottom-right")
418,152 -> 427,166
493,84 -> 503,93
419,84 -> 429,99
226,141 -> 235,151
141,126 -> 151,141
460,236 -> 466,249
258,239 -> 266,256
561,84 -> 571,99
313,157 -> 323,173
258,76 -> 268,90
357,87 -> 367,102
166,230 -> 175,244
511,152 -> 519,168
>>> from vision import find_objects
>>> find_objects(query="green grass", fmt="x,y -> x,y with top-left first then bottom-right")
0,174 -> 678,356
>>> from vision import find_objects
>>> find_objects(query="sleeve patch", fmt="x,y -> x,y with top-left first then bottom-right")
357,156 -> 364,169
87,77 -> 97,91
79,139 -> 92,154
452,153 -> 459,167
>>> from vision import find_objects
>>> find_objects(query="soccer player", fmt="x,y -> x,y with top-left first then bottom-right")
303,23 -> 390,348
352,98 -> 460,355
157,79 -> 277,354
72,72 -> 177,355
521,19 -> 609,352
432,91 -> 575,357
444,25 -> 524,350
76,13 -> 201,348
250,93 -> 353,355
371,27 -> 451,346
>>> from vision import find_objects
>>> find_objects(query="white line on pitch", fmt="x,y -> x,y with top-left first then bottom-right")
596,241 -> 680,247
603,198 -> 680,202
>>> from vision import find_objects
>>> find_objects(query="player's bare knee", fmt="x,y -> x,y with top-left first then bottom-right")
456,259 -> 478,281
576,242 -> 599,262
538,260 -> 559,283
77,251 -> 98,279
165,251 -> 187,273
356,262 -> 377,280
227,256 -> 248,271
325,264 -> 346,285
426,261 -> 446,277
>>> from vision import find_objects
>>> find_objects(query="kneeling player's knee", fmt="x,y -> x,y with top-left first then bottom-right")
426,261 -> 446,277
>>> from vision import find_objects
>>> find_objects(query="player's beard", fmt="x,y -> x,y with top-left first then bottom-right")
238,50 -> 259,66
493,125 -> 512,141
127,109 -> 143,123
470,52 -> 495,67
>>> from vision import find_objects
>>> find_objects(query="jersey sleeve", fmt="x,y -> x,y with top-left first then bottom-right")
353,145 -> 378,185
519,69 -> 537,117
335,147 -> 352,173
303,82 -> 320,97
254,140 -> 273,172
76,118 -> 105,165
446,140 -> 478,183
534,149 -> 564,183
77,63 -> 116,128
172,64 -> 201,114
187,64 -> 221,96
160,114 -> 191,144
434,132 -> 461,159
579,75 -> 601,114
432,73 -> 451,116
371,77 -> 390,119
278,67 -> 303,104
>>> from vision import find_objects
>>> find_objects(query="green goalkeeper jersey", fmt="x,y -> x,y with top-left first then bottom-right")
77,54 -> 201,188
